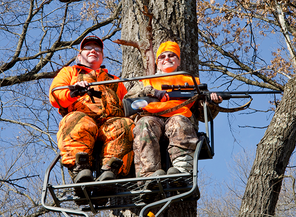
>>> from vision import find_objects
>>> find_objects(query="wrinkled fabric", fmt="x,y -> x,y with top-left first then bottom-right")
133,116 -> 164,178
57,112 -> 134,176
119,150 -> 134,176
49,65 -> 126,116
133,115 -> 198,177
143,100 -> 194,117
165,115 -> 198,173
97,117 -> 134,167
57,111 -> 98,167
50,65 -> 134,176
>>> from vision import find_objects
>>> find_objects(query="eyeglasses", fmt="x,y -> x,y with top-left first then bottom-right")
82,45 -> 102,52
157,53 -> 178,61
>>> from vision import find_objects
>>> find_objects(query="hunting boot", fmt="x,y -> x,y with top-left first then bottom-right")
140,169 -> 166,203
167,167 -> 187,188
68,152 -> 94,205
170,151 -> 194,173
168,147 -> 195,189
91,157 -> 123,206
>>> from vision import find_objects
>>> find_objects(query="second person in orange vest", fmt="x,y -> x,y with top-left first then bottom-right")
132,40 -> 222,202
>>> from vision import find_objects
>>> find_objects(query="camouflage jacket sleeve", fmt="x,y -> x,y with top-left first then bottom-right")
124,82 -> 156,99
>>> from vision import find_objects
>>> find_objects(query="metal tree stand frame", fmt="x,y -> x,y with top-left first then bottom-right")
42,72 -> 214,217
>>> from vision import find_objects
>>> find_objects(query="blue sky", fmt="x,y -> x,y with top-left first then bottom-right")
197,73 -> 278,197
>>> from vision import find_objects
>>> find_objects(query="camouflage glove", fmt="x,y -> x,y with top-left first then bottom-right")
144,85 -> 170,102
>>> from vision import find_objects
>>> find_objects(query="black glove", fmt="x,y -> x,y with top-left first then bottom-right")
69,84 -> 88,98
69,85 -> 102,103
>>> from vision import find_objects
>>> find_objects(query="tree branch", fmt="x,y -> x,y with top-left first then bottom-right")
198,28 -> 284,90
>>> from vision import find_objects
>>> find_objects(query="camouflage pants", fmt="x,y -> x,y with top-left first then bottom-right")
57,111 -> 135,176
133,115 -> 199,177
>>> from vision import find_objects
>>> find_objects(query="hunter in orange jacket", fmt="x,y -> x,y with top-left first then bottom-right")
49,36 -> 134,205
132,41 -> 222,203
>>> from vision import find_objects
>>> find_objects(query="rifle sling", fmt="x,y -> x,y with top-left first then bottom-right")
208,97 -> 252,113
137,94 -> 252,117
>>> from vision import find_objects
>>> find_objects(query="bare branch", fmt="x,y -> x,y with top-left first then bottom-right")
199,29 -> 284,91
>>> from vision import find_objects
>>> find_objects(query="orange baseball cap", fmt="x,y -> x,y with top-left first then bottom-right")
156,41 -> 180,64
80,35 -> 104,50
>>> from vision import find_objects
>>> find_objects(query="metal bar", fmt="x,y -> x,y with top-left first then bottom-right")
50,173 -> 191,190
155,200 -> 172,217
41,154 -> 90,217
48,184 -> 61,207
51,71 -> 199,93
83,203 -> 146,211
82,186 -> 96,214
210,119 -> 214,157
156,177 -> 166,199
41,154 -> 60,206
61,211 -> 71,217
203,100 -> 214,158
203,101 -> 209,139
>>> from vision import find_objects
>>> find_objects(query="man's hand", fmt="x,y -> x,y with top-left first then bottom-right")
69,81 -> 90,98
210,92 -> 223,104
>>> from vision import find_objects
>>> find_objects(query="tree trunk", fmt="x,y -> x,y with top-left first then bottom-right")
239,78 -> 296,216
110,0 -> 199,217
120,0 -> 199,89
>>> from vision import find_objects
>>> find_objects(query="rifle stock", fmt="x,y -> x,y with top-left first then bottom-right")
122,97 -> 159,117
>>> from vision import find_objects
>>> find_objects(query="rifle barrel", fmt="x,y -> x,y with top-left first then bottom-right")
215,91 -> 282,95
215,91 -> 281,100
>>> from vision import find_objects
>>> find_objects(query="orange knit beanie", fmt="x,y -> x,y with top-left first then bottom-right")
156,41 -> 180,64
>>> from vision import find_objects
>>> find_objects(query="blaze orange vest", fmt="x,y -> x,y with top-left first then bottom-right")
49,65 -> 127,117
142,75 -> 200,117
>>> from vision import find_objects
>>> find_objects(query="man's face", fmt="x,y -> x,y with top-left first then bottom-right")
78,42 -> 103,69
157,51 -> 180,73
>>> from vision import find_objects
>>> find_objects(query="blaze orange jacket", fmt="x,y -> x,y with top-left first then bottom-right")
142,74 -> 200,117
49,65 -> 127,117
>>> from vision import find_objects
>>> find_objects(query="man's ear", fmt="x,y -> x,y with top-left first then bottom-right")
77,53 -> 82,62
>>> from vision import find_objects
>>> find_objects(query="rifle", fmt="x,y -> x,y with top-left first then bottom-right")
50,70 -> 282,117
122,83 -> 282,117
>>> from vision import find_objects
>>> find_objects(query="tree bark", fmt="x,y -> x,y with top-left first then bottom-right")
110,0 -> 199,217
120,0 -> 199,89
239,78 -> 296,216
